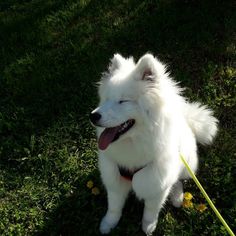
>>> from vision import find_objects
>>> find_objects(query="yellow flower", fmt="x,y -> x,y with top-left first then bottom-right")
92,187 -> 100,195
184,192 -> 193,201
196,204 -> 207,212
86,180 -> 94,189
182,199 -> 194,208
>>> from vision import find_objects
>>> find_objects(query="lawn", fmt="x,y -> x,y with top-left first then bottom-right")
0,0 -> 235,235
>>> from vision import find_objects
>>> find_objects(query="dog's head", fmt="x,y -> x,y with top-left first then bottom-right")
90,53 -> 167,150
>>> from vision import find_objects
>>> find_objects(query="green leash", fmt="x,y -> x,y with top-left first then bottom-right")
180,154 -> 235,236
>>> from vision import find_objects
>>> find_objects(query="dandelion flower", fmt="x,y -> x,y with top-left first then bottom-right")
92,187 -> 100,195
86,180 -> 94,189
196,203 -> 207,212
182,200 -> 194,208
184,192 -> 193,201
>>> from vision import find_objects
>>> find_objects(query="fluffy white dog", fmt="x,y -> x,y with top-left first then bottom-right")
90,53 -> 218,235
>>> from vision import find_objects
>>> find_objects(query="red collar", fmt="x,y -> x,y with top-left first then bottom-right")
118,166 -> 146,181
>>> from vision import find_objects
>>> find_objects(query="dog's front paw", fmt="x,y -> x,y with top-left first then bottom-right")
99,213 -> 120,234
142,219 -> 157,236
100,217 -> 112,234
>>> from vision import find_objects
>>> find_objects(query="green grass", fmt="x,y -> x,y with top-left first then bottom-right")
0,0 -> 235,235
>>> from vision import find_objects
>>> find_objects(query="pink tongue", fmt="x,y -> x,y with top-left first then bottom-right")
98,127 -> 120,150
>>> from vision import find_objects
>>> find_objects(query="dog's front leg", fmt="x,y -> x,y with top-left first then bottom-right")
99,155 -> 131,234
100,188 -> 130,234
142,188 -> 170,235
132,165 -> 172,235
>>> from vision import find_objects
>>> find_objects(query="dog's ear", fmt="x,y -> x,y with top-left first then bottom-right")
136,54 -> 157,81
100,54 -> 127,82
108,54 -> 126,73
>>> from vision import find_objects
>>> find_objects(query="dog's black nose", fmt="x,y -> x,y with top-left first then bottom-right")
90,112 -> 101,125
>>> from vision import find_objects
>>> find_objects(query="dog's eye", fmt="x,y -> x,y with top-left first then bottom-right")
119,100 -> 129,104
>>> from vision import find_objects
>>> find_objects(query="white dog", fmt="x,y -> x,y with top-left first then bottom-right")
90,53 -> 218,235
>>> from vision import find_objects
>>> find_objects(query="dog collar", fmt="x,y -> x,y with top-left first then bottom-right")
118,165 -> 146,181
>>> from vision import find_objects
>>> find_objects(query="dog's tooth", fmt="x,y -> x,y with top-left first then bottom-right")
115,119 -> 134,137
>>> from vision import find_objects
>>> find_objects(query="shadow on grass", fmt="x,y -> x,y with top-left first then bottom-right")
1,0 -> 234,131
0,0 -> 235,235
36,169 -> 105,236
1,0 -> 234,144
37,184 -> 146,236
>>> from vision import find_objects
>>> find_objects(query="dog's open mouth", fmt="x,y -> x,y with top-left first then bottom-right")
98,119 -> 135,150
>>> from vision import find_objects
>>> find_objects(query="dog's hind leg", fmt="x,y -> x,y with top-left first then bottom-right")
169,180 -> 183,208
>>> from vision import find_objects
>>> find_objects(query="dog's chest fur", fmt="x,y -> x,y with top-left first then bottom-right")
102,135 -> 159,169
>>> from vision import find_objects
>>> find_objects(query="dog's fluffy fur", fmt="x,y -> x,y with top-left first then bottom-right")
90,53 -> 218,235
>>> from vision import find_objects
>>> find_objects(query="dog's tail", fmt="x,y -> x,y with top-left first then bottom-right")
184,103 -> 218,145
